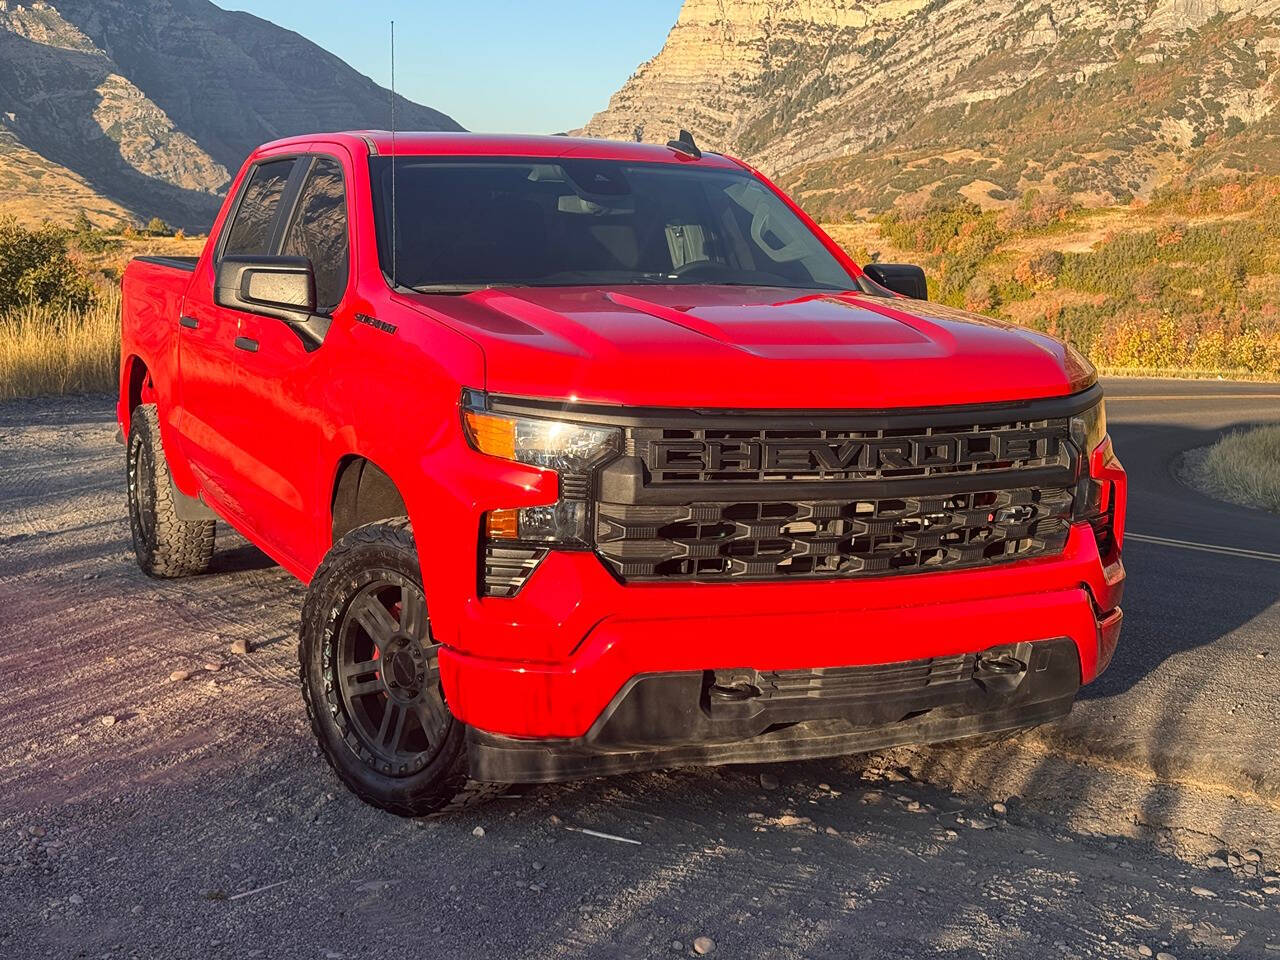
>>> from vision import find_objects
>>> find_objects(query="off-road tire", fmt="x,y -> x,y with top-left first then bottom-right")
127,404 -> 215,578
299,519 -> 505,817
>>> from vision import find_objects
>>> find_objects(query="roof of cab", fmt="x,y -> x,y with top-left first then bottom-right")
253,131 -> 744,169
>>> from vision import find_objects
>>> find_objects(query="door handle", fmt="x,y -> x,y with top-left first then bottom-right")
233,336 -> 259,353
179,315 -> 199,329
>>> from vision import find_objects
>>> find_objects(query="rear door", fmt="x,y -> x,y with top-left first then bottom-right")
176,156 -> 301,523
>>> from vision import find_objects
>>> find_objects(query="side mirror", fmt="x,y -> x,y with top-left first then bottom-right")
863,263 -> 928,301
216,255 -> 316,319
215,255 -> 330,349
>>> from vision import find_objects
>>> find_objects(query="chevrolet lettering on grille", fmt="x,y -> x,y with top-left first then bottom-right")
650,430 -> 1063,479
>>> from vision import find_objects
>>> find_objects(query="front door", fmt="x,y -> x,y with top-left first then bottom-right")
228,155 -> 353,568
176,156 -> 300,526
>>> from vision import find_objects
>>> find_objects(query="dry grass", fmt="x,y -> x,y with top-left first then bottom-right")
0,286 -> 119,400
0,235 -> 202,401
1187,425 -> 1280,515
1096,366 -> 1280,382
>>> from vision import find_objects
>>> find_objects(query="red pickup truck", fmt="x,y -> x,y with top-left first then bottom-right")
118,131 -> 1126,816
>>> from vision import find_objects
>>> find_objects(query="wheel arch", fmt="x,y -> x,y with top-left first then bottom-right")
121,354 -> 153,433
329,455 -> 410,546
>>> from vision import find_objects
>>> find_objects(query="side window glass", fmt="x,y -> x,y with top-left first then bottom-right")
222,159 -> 296,258
281,158 -> 349,312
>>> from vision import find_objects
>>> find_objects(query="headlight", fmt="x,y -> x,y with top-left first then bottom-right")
463,406 -> 619,475
1070,398 -> 1112,531
1070,399 -> 1108,459
462,392 -> 619,548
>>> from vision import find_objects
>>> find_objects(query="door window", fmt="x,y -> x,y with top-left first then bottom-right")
281,158 -> 349,312
222,159 -> 296,258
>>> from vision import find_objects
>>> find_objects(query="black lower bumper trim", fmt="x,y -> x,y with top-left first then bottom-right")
467,638 -> 1081,784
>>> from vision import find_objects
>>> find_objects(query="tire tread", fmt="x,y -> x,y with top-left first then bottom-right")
128,404 -> 215,578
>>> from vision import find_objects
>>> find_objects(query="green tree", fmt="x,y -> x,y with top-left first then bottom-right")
145,217 -> 170,236
69,210 -> 109,253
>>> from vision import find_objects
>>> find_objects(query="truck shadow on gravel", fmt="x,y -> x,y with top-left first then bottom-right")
206,542 -> 278,575
5,734 -> 1278,960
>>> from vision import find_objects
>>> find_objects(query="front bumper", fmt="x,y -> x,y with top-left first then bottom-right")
439,522 -> 1125,743
468,637 -> 1082,784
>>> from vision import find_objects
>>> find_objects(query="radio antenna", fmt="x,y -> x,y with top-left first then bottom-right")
390,19 -> 398,289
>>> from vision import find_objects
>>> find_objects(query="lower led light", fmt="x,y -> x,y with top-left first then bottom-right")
517,501 -> 589,543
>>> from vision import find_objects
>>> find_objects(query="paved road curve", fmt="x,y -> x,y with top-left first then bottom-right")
1,381 -> 1278,959
1052,379 -> 1280,801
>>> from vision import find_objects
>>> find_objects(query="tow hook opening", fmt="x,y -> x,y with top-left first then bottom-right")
976,652 -> 1026,676
708,675 -> 762,702
973,643 -> 1033,694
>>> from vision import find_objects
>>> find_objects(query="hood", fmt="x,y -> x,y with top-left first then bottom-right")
402,285 -> 1089,410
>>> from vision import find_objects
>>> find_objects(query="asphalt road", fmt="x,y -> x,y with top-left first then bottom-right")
1,380 -> 1279,960
1047,379 -> 1280,800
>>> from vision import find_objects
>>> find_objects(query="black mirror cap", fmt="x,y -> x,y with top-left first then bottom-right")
215,255 -> 317,322
862,263 -> 928,301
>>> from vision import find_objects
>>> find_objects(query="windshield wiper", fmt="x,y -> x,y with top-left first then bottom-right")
404,282 -> 515,296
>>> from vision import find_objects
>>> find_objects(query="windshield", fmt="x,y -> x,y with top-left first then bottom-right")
369,157 -> 854,293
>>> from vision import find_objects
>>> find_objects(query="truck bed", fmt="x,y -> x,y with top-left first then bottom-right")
132,255 -> 198,272
120,256 -> 200,431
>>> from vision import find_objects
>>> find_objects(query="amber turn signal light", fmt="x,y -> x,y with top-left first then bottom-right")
464,410 -> 516,461
484,508 -> 520,541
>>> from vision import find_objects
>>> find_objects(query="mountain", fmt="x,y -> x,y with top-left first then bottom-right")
580,0 -> 1280,217
0,0 -> 461,229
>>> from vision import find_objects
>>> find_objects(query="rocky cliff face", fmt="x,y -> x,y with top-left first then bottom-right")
581,0 -> 1280,215
0,0 -> 461,228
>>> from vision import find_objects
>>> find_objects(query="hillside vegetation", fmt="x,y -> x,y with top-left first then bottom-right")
583,0 -> 1280,218
824,177 -> 1280,378
0,221 -> 202,400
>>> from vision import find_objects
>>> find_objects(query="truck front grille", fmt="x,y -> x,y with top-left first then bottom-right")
595,487 -> 1073,582
483,387 -> 1097,586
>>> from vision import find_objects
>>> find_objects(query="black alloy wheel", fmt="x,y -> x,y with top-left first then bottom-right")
299,519 -> 505,816
334,574 -> 452,776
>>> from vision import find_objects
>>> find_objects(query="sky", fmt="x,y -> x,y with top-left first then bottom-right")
213,1 -> 685,134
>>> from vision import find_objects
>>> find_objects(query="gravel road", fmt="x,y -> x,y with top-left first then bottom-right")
2,389 -> 1279,960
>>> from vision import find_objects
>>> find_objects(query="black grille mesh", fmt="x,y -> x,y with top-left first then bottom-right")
730,654 -> 977,702
596,487 -> 1073,582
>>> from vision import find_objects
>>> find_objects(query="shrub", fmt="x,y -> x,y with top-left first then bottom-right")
964,278 -> 1000,313
999,190 -> 1078,232
1189,425 -> 1280,515
0,221 -> 95,313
